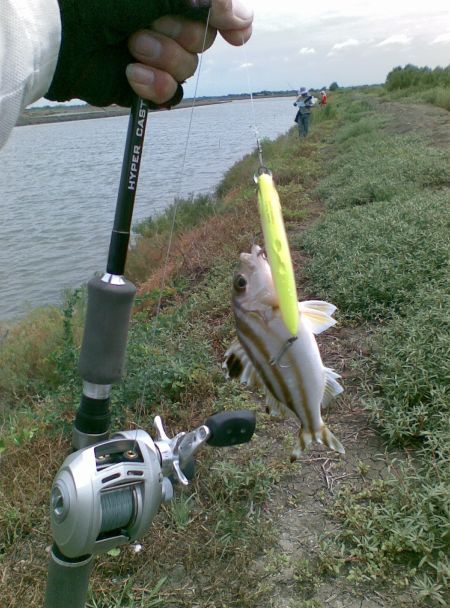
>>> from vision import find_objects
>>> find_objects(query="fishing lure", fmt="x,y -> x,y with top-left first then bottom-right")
255,168 -> 298,336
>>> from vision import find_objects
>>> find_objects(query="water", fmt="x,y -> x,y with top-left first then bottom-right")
0,97 -> 294,320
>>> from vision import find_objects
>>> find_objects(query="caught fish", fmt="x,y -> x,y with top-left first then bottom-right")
256,168 -> 298,337
224,245 -> 344,460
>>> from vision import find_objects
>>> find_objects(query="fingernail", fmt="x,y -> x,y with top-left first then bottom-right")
126,64 -> 155,86
232,0 -> 253,22
130,33 -> 162,59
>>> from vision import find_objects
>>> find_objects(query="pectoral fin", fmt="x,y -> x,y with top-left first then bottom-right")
299,300 -> 338,334
223,340 -> 259,388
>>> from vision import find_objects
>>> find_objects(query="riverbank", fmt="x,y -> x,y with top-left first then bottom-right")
1,89 -> 449,607
17,92 -> 293,126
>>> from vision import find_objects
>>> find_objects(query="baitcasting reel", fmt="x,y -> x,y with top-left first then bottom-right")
49,410 -> 256,558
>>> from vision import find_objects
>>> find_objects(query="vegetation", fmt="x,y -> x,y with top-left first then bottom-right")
386,64 -> 450,91
298,90 -> 449,606
1,81 -> 449,606
384,64 -> 450,110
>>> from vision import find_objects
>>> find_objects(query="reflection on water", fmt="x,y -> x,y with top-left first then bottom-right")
0,97 -> 294,319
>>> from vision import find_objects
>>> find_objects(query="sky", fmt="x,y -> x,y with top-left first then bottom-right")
190,0 -> 450,96
35,0 -> 450,106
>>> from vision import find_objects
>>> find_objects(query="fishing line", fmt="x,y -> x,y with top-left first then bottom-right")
133,8 -> 212,438
240,32 -> 264,168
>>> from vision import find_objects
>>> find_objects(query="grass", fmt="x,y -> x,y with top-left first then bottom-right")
300,189 -> 450,321
313,133 -> 449,209
298,90 -> 450,606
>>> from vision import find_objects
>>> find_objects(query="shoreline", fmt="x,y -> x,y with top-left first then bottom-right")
17,94 -> 294,127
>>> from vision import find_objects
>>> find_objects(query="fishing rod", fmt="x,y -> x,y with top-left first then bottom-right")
44,93 -> 256,608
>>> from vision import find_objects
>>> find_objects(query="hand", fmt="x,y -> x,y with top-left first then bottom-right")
127,1 -> 253,104
46,0 -> 253,108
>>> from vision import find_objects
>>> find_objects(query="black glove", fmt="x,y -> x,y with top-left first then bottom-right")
46,0 -> 210,108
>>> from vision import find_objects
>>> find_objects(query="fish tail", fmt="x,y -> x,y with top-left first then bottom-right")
290,425 -> 345,461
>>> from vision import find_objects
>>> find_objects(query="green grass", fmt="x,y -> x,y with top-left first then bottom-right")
314,133 -> 449,210
365,285 -> 449,446
319,461 -> 449,606
300,189 -> 450,321
133,193 -> 222,239
301,92 -> 450,606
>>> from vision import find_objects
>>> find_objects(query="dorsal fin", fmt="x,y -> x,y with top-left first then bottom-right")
299,300 -> 337,334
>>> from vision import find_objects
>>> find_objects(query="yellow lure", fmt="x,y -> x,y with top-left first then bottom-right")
256,169 -> 299,336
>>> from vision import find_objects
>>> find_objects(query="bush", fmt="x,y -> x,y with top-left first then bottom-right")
386,64 -> 450,91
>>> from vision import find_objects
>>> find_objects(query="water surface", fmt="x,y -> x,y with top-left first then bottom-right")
0,97 -> 295,319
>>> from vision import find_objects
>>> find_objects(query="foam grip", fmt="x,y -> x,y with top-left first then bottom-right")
78,276 -> 136,384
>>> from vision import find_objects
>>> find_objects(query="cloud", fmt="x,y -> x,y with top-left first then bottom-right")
299,47 -> 316,55
327,38 -> 360,56
238,62 -> 254,69
430,32 -> 450,44
377,34 -> 412,46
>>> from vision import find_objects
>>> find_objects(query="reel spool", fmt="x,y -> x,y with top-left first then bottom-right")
50,430 -> 163,558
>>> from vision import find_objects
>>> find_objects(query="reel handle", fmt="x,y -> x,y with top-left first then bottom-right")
206,410 -> 256,447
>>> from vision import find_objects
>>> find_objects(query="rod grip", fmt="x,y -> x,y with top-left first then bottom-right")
44,547 -> 94,608
78,276 -> 136,384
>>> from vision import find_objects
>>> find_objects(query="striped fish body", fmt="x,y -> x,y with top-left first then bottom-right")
225,245 -> 344,460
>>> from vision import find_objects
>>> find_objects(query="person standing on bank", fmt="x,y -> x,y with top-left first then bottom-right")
293,87 -> 315,137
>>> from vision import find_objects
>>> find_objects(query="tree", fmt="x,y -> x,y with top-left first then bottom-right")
329,82 -> 339,91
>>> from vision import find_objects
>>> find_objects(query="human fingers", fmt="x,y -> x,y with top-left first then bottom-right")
129,28 -> 206,84
209,0 -> 253,45
125,64 -> 180,105
150,16 -> 217,53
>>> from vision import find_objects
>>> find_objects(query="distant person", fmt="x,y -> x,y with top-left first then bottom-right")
320,90 -> 327,107
0,0 -> 253,149
293,87 -> 316,137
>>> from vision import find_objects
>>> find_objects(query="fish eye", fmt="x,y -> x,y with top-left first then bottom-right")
233,274 -> 247,292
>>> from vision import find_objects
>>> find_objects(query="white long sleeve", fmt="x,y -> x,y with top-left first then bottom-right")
0,0 -> 61,148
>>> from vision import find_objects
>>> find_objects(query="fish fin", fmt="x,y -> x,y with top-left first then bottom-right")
298,300 -> 337,334
291,430 -> 313,460
264,391 -> 288,419
291,424 -> 345,460
223,340 -> 260,389
322,367 -> 344,408
315,425 -> 345,454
